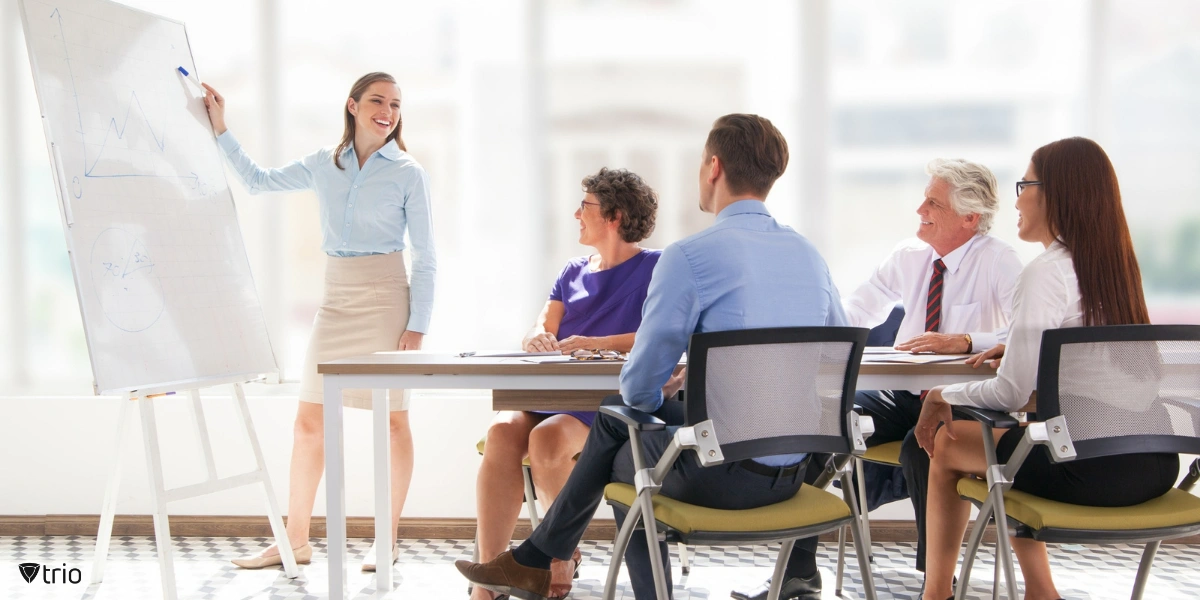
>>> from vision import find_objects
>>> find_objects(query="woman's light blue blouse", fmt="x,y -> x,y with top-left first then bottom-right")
216,131 -> 437,333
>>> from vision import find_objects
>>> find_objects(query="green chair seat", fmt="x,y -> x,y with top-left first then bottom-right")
861,441 -> 903,466
957,478 -> 1200,532
605,483 -> 851,536
476,437 -> 579,466
477,437 -> 532,467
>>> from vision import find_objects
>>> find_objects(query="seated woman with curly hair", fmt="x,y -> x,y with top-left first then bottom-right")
472,167 -> 661,600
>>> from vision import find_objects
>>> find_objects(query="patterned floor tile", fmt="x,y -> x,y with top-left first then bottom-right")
1,535 -> 1197,599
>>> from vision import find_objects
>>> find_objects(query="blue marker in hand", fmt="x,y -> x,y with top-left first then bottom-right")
177,66 -> 203,95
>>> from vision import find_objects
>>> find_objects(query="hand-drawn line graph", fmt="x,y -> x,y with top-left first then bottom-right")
21,0 -> 278,393
82,90 -> 165,173
50,7 -> 207,199
89,227 -> 165,333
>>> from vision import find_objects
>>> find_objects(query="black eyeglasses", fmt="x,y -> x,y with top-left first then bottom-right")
1016,180 -> 1042,196
570,349 -> 624,361
579,200 -> 600,211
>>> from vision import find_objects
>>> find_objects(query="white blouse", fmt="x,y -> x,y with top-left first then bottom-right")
941,241 -> 1083,412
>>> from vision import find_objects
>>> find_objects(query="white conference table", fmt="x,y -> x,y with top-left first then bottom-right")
317,352 -> 997,598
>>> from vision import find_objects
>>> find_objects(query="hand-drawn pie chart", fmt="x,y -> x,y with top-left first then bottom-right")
90,228 -> 165,332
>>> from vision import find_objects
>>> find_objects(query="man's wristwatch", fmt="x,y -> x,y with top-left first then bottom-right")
963,333 -> 974,354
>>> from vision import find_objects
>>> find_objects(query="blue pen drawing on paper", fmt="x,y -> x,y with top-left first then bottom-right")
89,228 -> 164,333
20,0 -> 278,393
50,7 -> 209,199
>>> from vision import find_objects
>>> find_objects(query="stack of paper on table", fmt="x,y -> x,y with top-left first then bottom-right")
863,347 -> 972,364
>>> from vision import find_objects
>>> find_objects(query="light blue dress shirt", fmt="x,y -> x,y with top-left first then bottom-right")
216,131 -> 437,333
619,200 -> 847,466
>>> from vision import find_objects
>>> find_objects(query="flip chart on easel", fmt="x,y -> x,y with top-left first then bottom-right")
19,0 -> 277,394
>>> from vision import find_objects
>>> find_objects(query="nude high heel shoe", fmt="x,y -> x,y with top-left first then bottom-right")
231,543 -> 313,569
361,540 -> 400,572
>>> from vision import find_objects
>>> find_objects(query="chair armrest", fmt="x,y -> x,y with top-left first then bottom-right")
858,414 -> 876,439
952,406 -> 1019,429
849,413 -> 872,454
647,420 -> 723,486
1182,458 -> 1200,493
599,404 -> 666,431
997,417 -> 1076,484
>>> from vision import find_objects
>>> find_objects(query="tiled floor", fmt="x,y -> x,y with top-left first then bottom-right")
2,535 -> 1198,599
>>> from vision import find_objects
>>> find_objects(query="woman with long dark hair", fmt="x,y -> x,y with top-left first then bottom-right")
202,73 -> 436,571
914,137 -> 1178,600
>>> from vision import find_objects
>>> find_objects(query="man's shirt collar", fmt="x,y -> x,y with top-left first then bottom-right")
935,234 -> 982,275
715,199 -> 771,223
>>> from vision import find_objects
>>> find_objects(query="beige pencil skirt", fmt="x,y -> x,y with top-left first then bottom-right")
298,252 -> 412,411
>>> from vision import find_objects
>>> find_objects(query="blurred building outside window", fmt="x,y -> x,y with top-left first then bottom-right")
2,0 -> 1196,394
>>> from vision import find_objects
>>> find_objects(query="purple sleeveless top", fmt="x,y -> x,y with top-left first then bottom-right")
539,249 -> 661,426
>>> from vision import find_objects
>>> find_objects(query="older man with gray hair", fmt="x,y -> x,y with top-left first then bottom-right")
733,159 -> 1023,600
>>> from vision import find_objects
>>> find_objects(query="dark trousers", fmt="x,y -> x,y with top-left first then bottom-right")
790,390 -> 932,573
528,395 -> 806,599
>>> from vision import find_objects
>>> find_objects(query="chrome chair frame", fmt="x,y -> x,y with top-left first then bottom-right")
600,326 -> 880,600
952,325 -> 1200,600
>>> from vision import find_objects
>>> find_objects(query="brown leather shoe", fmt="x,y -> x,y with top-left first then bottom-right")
455,550 -> 552,600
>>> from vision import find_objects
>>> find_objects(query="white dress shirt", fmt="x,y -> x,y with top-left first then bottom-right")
842,234 -> 1023,352
942,242 -> 1082,412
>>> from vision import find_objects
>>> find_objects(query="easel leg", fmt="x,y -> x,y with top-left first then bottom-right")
373,389 -> 393,590
324,376 -> 347,600
138,397 -> 178,600
188,389 -> 219,482
231,383 -> 298,578
92,393 -> 132,584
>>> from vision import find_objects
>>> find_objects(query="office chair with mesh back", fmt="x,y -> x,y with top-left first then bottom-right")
600,326 -> 879,600
951,325 -> 1200,600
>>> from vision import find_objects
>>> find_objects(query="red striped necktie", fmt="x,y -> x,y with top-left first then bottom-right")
919,258 -> 947,401
926,258 -> 947,333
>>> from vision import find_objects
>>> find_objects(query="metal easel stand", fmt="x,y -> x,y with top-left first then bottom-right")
90,382 -> 297,600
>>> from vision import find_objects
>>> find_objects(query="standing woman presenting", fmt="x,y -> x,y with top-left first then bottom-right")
202,72 -> 437,571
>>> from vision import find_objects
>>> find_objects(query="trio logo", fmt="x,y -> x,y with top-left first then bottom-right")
18,563 -> 39,583
17,562 -> 82,584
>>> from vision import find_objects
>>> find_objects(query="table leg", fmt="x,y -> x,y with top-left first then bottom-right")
373,389 -> 393,590
324,376 -> 347,600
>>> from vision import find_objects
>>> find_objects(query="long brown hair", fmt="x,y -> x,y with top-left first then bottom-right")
1031,137 -> 1149,326
334,72 -> 407,169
